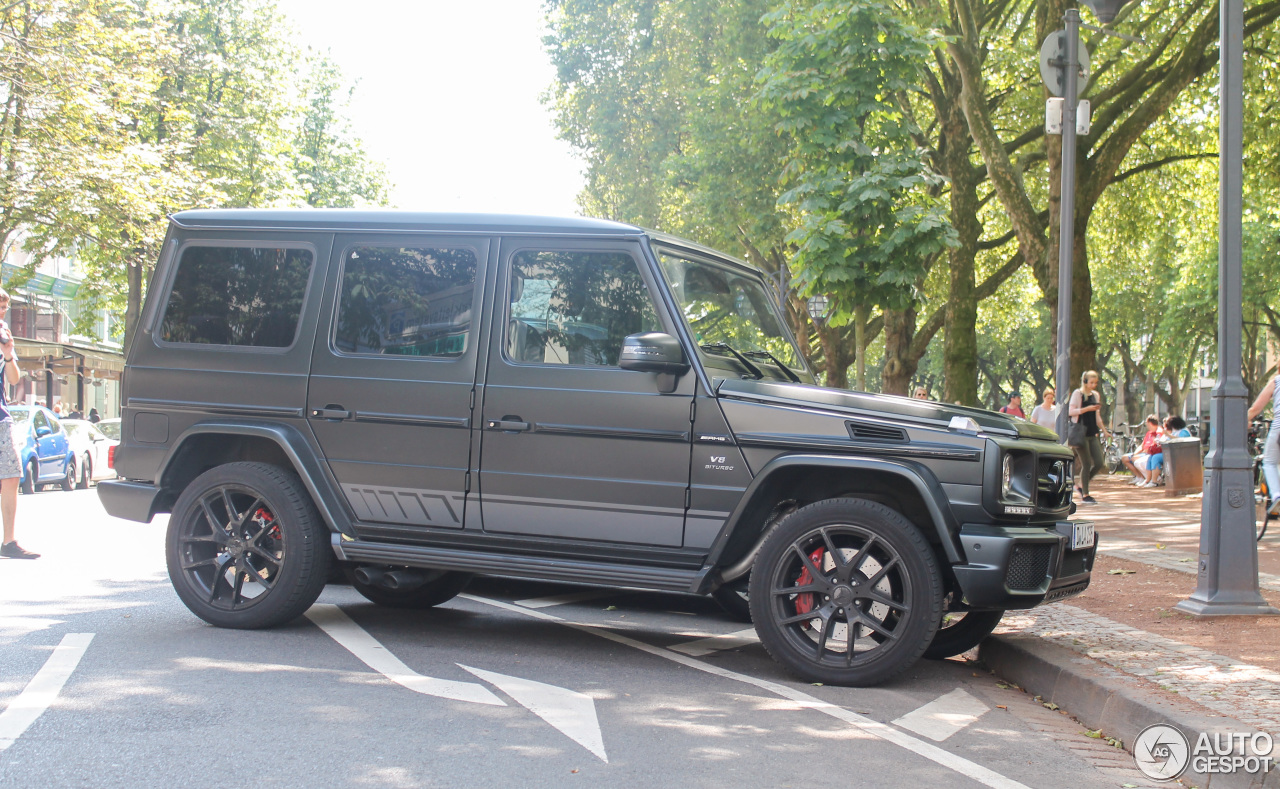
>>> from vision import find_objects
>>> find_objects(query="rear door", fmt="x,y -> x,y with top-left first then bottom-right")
307,236 -> 489,533
476,238 -> 694,546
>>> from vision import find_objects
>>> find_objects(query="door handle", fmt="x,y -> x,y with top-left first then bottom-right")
311,407 -> 351,421
486,419 -> 530,432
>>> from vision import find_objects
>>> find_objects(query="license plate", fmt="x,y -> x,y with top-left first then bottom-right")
1071,521 -> 1095,550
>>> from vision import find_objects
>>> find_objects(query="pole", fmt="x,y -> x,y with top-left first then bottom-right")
1054,11 -> 1081,444
1176,0 -> 1278,616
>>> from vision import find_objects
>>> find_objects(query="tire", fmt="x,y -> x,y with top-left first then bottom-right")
922,610 -> 1005,660
712,576 -> 753,622
60,457 -> 76,491
75,453 -> 91,489
166,462 -> 331,629
20,460 -> 36,495
345,567 -> 472,609
748,497 -> 943,686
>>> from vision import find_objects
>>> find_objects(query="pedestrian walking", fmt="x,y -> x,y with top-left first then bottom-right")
999,392 -> 1026,418
0,288 -> 37,559
88,408 -> 100,424
1068,370 -> 1109,504
1029,388 -> 1058,429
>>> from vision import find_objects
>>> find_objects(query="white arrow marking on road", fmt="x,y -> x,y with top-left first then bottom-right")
0,632 -> 94,750
304,604 -> 504,706
459,664 -> 608,762
669,627 -> 759,657
892,689 -> 990,742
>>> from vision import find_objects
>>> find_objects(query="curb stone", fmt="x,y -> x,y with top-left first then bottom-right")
980,633 -> 1280,789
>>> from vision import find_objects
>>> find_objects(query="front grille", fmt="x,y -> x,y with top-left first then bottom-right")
1037,457 -> 1071,510
1005,544 -> 1053,590
1059,549 -> 1090,578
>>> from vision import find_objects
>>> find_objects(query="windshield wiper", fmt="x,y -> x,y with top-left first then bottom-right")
701,342 -> 763,380
742,349 -> 802,383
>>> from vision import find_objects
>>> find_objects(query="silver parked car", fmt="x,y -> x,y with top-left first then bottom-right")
61,419 -> 118,488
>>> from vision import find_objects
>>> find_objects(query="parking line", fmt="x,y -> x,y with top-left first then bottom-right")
669,628 -> 759,656
0,633 -> 94,750
305,605 -> 504,706
892,689 -> 990,742
460,595 -> 1029,789
514,590 -> 613,609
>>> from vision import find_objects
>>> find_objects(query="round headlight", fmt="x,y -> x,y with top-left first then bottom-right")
1002,454 -> 1014,499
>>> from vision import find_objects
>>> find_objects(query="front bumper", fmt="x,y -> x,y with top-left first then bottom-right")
949,521 -> 1096,610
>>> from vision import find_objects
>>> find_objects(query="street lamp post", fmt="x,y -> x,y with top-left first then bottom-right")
1052,8 -> 1082,445
1176,0 -> 1278,616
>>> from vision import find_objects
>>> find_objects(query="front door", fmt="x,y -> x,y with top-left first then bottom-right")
307,236 -> 489,532
477,239 -> 694,546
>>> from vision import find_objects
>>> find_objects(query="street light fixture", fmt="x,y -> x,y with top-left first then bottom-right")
806,294 -> 830,323
1081,0 -> 1131,24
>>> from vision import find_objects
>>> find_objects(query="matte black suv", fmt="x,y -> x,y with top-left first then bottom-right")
99,209 -> 1095,686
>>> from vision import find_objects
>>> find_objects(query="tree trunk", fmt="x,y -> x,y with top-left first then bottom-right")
882,306 -> 919,395
853,305 -> 869,391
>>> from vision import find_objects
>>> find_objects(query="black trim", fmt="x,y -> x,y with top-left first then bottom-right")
351,522 -> 706,569
353,411 -> 470,429
127,398 -> 305,419
334,535 -> 703,593
733,432 -> 981,461
533,422 -> 690,442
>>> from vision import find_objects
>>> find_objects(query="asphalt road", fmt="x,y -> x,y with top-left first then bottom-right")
0,489 -> 1151,788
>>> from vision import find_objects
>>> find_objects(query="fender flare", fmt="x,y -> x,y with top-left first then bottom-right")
704,453 -> 965,580
158,421 -> 354,539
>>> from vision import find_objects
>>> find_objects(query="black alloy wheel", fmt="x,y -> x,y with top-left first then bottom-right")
712,575 -> 753,622
60,457 -> 76,491
345,567 -> 473,609
75,453 -> 91,489
167,462 -> 330,629
749,498 -> 942,686
921,609 -> 1005,660
20,459 -> 36,495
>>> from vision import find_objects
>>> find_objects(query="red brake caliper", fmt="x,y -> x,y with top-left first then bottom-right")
253,508 -> 279,540
793,547 -> 826,616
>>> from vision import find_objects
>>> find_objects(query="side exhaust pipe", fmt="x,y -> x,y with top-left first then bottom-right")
353,566 -> 386,587
383,569 -> 430,591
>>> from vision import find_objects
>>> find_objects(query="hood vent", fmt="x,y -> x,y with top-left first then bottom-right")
846,421 -> 907,443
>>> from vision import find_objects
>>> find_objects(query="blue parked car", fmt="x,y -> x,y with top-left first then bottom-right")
10,406 -> 76,494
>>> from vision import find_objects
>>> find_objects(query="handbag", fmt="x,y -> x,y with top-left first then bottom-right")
1067,419 -> 1086,447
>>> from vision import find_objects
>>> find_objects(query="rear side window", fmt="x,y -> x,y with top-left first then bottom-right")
334,246 -> 478,358
160,245 -> 314,348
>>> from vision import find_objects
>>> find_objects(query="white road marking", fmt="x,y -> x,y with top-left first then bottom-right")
669,628 -> 759,657
460,665 -> 608,762
460,595 -> 1029,789
304,604 -> 504,706
0,633 -> 94,750
514,590 -> 613,609
892,689 -> 990,742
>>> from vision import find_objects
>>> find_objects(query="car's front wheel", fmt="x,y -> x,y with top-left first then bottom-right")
749,498 -> 943,686
166,462 -> 330,629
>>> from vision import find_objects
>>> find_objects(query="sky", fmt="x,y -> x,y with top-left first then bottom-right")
274,1 -> 586,217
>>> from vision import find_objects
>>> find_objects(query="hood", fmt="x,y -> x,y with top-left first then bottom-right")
716,379 -> 1059,441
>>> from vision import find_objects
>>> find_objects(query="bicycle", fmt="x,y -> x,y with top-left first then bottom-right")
1103,423 -> 1140,474
1254,418 -> 1276,541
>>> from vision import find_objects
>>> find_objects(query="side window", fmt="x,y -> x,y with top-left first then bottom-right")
160,245 -> 313,348
334,246 -> 478,358
507,250 -> 662,367
33,411 -> 47,432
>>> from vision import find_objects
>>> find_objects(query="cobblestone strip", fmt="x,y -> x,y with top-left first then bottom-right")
996,603 -> 1280,737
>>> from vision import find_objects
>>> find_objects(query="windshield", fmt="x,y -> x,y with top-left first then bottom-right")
656,249 -> 809,382
98,420 -> 120,440
10,408 -> 30,425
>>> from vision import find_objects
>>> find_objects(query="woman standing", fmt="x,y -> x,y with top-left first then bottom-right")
1249,374 -> 1280,516
1069,370 -> 1110,504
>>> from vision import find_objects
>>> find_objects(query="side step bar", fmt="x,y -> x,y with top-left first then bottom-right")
332,535 -> 705,594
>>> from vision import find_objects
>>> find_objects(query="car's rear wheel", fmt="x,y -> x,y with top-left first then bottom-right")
749,498 -> 943,686
166,462 -> 330,629
922,609 -> 1005,660
75,453 -> 91,489
60,457 -> 76,491
20,459 -> 36,495
345,566 -> 472,609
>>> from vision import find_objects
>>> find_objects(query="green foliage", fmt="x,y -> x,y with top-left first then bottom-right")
757,0 -> 955,324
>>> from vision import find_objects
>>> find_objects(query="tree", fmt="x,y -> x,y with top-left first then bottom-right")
294,54 -> 389,208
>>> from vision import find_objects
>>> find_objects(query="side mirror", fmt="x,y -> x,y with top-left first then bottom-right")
619,332 -> 689,393
36,426 -> 51,438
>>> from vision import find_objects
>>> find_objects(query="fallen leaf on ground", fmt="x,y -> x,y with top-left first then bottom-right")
1156,543 -> 1166,549
996,705 -> 1007,710
1042,702 -> 1059,710
1107,569 -> 1137,575
604,605 -> 617,611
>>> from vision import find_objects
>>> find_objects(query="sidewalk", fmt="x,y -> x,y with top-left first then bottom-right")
982,473 -> 1280,788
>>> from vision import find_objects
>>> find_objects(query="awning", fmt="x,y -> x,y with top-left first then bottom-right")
13,339 -> 124,380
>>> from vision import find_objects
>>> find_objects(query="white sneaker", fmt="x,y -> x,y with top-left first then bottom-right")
1143,481 -> 1158,488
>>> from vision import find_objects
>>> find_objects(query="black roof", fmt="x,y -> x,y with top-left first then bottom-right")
170,209 -> 644,236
